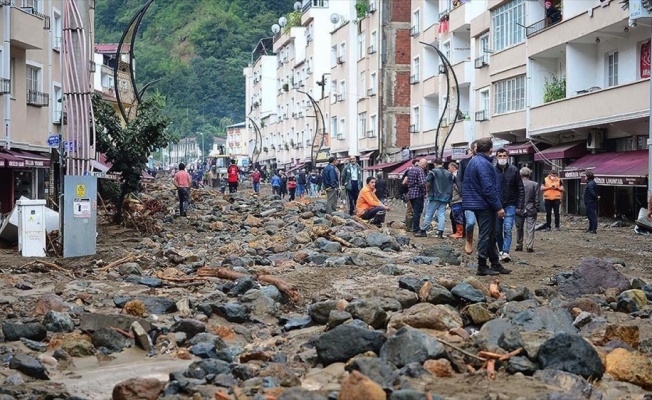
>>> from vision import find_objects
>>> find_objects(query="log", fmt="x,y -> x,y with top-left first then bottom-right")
197,267 -> 248,280
257,275 -> 300,302
198,267 -> 299,301
154,272 -> 211,283
260,208 -> 277,217
19,260 -> 74,279
437,338 -> 486,362
327,235 -> 354,248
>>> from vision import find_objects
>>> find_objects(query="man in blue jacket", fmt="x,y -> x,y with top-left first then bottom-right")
583,171 -> 599,233
322,157 -> 340,214
462,137 -> 511,276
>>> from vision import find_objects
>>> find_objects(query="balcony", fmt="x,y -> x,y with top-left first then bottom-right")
337,56 -> 345,65
474,54 -> 489,69
369,2 -> 377,13
367,130 -> 376,138
451,60 -> 472,86
422,24 -> 438,46
26,90 -> 49,107
11,6 -> 46,49
447,119 -> 472,144
302,0 -> 329,14
0,78 -> 10,94
529,80 -> 648,136
475,110 -> 488,122
422,75 -> 439,98
53,36 -> 62,52
337,133 -> 344,140
409,124 -> 419,133
526,15 -> 562,38
448,1 -> 471,33
336,94 -> 344,102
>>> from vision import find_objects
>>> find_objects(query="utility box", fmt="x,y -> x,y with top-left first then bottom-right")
63,176 -> 97,258
16,199 -> 46,257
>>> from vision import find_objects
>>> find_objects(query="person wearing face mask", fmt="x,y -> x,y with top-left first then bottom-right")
494,148 -> 524,263
342,156 -> 362,215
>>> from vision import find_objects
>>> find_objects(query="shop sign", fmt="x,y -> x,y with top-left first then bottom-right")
590,176 -> 646,186
451,147 -> 467,159
641,39 -> 651,79
8,159 -> 25,168
560,170 -> 584,179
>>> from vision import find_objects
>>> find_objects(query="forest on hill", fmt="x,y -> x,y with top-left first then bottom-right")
94,0 -> 291,143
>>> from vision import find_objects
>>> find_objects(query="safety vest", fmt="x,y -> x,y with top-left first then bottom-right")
543,176 -> 563,201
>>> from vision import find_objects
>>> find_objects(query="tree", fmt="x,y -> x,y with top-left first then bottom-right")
92,93 -> 173,222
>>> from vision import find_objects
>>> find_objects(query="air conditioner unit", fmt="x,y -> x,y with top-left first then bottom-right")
337,56 -> 345,64
586,129 -> 605,150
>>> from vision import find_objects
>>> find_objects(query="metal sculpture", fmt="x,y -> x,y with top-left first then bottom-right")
246,116 -> 263,166
297,90 -> 326,168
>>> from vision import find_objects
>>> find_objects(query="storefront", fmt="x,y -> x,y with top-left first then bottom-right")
0,150 -> 51,214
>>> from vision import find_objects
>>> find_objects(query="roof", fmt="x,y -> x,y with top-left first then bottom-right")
95,43 -> 131,54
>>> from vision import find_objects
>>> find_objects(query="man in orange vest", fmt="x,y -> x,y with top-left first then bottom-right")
540,169 -> 564,231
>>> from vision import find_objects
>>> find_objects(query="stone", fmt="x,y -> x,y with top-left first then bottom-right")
498,326 -> 525,352
604,287 -> 622,302
616,289 -> 648,313
533,370 -> 595,398
190,342 -> 218,359
599,324 -> 639,349
20,338 -> 48,352
138,277 -> 163,288
345,357 -> 396,387
409,256 -> 440,265
314,237 -> 342,253
170,319 -> 206,341
294,231 -> 312,244
283,315 -> 313,331
339,371 -> 387,400
572,312 -> 593,329
79,313 -> 151,332
327,310 -> 352,329
450,282 -> 486,303
2,322 -> 47,342
9,353 -> 49,380
476,319 -> 512,352
215,303 -> 249,323
506,356 -> 538,376
388,390 -> 432,400
380,326 -> 446,368
260,285 -> 283,302
511,306 -> 576,333
538,332 -> 604,379
631,277 -> 647,289
420,244 -> 461,265
423,358 -> 455,378
520,331 -> 554,360
186,359 -> 231,377
365,232 -> 400,251
91,328 -> 127,353
277,388 -> 328,400
377,265 -> 404,276
345,300 -> 388,329
558,257 -> 631,299
642,284 -> 652,301
112,377 -> 165,400
229,276 -> 255,296
387,303 -> 463,333
309,300 -> 339,325
33,293 -> 67,315
499,299 -> 540,319
605,348 -> 652,390
466,303 -> 493,325
388,289 -> 419,309
42,311 -> 74,333
4,373 -> 25,385
505,286 -> 531,302
462,277 -> 491,297
131,322 -> 152,352
315,325 -> 386,366
424,284 -> 456,306
188,333 -> 227,349
118,262 -> 142,276
176,298 -> 192,318
62,334 -> 96,357
398,277 -> 426,293
561,298 -> 602,316
113,296 -> 177,314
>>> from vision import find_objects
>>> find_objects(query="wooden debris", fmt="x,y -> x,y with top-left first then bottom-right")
18,260 -> 74,279
197,267 -> 300,302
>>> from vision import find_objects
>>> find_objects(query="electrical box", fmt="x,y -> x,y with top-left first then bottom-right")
16,199 -> 46,257
63,176 -> 97,258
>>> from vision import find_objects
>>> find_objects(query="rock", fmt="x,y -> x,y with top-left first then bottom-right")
283,315 -> 313,331
365,232 -> 400,251
572,311 -> 593,329
215,303 -> 249,323
409,256 -> 440,265
20,338 -> 48,352
91,328 -> 127,353
423,358 -> 455,378
387,303 -> 463,333
506,356 -> 538,376
294,231 -> 312,244
112,377 -> 165,400
9,353 -> 49,380
327,310 -> 352,329
389,390 -> 438,400
118,262 -> 142,276
450,282 -> 486,303
558,257 -> 631,299
190,342 -> 218,359
476,319 -> 512,352
505,286 -> 531,302
380,326 -> 446,368
345,357 -> 396,387
561,298 -> 602,316
62,334 -> 96,357
398,277 -> 426,293
186,359 -> 231,378
616,289 -> 648,313
131,322 -> 152,352
113,296 -> 177,314
377,265 -> 404,276
520,331 -> 554,360
498,326 -> 525,352
176,298 -> 191,318
466,303 -> 493,325
462,277 -> 491,297
260,285 -> 283,302
42,311 -> 74,333
499,299 -> 539,319
511,306 -> 576,333
599,324 -> 640,349
2,322 -> 47,342
642,284 -> 652,301
170,319 -> 206,341
420,244 -> 461,265
278,388 -> 328,400
314,237 -> 342,253
345,300 -> 387,329
533,370 -> 595,398
138,277 -> 163,288
538,332 -> 604,379
309,300 -> 339,325
229,276 -> 255,296
605,348 -> 652,389
315,325 -> 386,366
424,284 -> 456,306
79,313 -> 151,332
4,373 -> 25,385
33,293 -> 67,315
339,370 -> 387,400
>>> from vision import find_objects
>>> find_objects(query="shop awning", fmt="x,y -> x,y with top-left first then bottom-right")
359,151 -> 375,162
388,160 -> 415,179
562,150 -> 648,186
364,161 -> 402,171
0,152 -> 25,168
534,140 -> 586,161
6,150 -> 50,168
559,152 -> 622,179
504,142 -> 550,156
286,163 -> 305,173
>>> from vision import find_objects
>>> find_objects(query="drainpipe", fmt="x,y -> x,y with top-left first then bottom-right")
3,2 -> 10,150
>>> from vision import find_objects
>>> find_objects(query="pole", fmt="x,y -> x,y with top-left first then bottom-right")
200,132 -> 204,165
649,24 -> 652,198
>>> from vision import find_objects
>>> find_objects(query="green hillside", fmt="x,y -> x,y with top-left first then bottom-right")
94,0 -> 290,140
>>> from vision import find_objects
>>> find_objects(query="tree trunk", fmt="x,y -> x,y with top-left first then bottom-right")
115,184 -> 128,224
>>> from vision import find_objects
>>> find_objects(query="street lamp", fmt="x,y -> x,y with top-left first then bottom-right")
198,132 -> 204,165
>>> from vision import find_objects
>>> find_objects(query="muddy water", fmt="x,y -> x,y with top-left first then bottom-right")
50,348 -> 192,399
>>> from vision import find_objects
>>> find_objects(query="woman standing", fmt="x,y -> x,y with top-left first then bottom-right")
288,173 -> 297,201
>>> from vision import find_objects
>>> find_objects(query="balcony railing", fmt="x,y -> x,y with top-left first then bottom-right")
337,133 -> 344,140
474,54 -> 489,69
369,2 -> 377,13
526,13 -> 563,38
302,0 -> 329,13
53,36 -> 62,51
367,130 -> 376,138
0,78 -> 10,94
410,74 -> 420,84
475,110 -> 488,122
367,45 -> 376,54
26,89 -> 49,107
409,124 -> 418,133
367,88 -> 376,97
410,26 -> 419,37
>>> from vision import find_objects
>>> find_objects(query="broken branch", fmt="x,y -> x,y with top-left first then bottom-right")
437,338 -> 487,362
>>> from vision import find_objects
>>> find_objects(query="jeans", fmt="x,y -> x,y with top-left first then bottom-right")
177,187 -> 189,215
361,206 -> 386,224
325,187 -> 338,214
545,199 -> 561,228
515,213 -> 537,250
253,182 -> 260,193
347,181 -> 360,215
310,183 -> 319,197
289,188 -> 296,201
410,197 -> 425,232
421,199 -> 447,232
451,203 -> 464,230
296,183 -> 306,197
586,202 -> 598,232
474,210 -> 500,265
496,205 -> 516,254
228,182 -> 238,193
464,210 -> 476,236
272,185 -> 280,196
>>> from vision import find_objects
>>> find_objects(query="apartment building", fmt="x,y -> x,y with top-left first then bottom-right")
243,0 -> 412,178
0,0 -> 93,213
93,43 -> 135,121
168,137 -> 200,165
409,0 -> 649,219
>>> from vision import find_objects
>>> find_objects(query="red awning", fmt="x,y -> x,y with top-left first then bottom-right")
388,160 -> 415,179
6,150 -> 50,168
534,141 -> 586,161
561,150 -> 648,186
359,151 -> 375,162
287,163 -> 305,173
560,152 -> 622,179
364,161 -> 402,171
0,151 -> 26,168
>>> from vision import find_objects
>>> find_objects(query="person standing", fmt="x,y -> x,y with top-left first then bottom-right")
309,171 -> 319,198
375,173 -> 387,203
322,157 -> 339,214
515,167 -> 540,252
342,156 -> 362,215
460,141 -> 477,254
494,148 -> 525,262
584,171 -> 599,234
448,162 -> 464,238
541,170 -> 564,231
251,168 -> 261,194
173,163 -> 192,217
356,177 -> 391,227
296,169 -> 307,199
287,173 -> 297,201
401,160 -> 419,231
462,138 -> 511,276
270,172 -> 281,196
227,160 -> 240,193
407,159 -> 428,235
416,159 -> 452,238
279,171 -> 288,199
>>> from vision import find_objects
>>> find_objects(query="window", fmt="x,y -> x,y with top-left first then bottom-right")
339,80 -> 346,101
22,0 -> 41,11
10,58 -> 15,96
440,42 -> 450,70
340,43 -> 346,62
339,118 -> 346,139
412,57 -> 420,83
53,12 -> 62,51
411,10 -> 420,36
358,32 -> 365,60
371,31 -> 377,50
480,89 -> 490,113
492,0 -> 525,52
480,34 -> 490,55
370,72 -> 377,94
358,112 -> 367,139
331,117 -> 338,138
369,115 -> 377,137
331,45 -> 337,67
493,75 -> 525,114
26,65 -> 40,93
331,80 -> 337,103
607,51 -> 618,87
412,106 -> 420,131
359,72 -> 365,99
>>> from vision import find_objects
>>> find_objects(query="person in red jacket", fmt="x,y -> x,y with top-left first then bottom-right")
251,168 -> 261,194
227,160 -> 240,193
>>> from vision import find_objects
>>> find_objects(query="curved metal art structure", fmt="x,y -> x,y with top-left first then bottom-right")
114,0 -> 155,123
297,90 -> 326,168
246,116 -> 263,166
419,41 -> 461,159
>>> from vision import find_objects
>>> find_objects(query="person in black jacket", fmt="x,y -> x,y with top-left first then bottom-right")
584,171 -> 599,233
374,173 -> 387,202
494,148 -> 525,262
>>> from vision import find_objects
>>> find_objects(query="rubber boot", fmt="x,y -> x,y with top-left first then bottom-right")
437,230 -> 444,239
449,225 -> 464,239
477,259 -> 499,276
464,230 -> 474,255
405,217 -> 413,232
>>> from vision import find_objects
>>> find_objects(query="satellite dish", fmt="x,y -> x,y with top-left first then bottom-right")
271,24 -> 280,34
279,16 -> 288,27
330,13 -> 340,24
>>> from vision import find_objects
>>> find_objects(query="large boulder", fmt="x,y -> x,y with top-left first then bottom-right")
511,306 -> 576,334
339,371 -> 387,400
112,377 -> 164,400
315,325 -> 386,365
605,348 -> 652,390
538,333 -> 604,379
558,258 -> 631,299
387,303 -> 462,333
379,327 -> 447,368
345,300 -> 388,329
